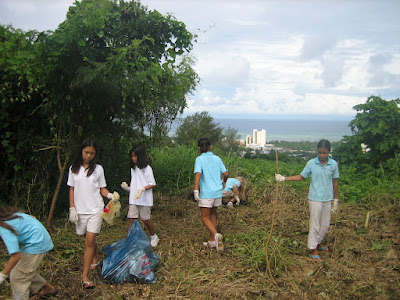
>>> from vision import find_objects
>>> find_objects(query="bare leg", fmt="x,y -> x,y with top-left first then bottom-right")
82,232 -> 97,283
142,219 -> 155,236
200,207 -> 217,241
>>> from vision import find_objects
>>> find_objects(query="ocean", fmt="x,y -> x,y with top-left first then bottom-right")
170,117 -> 353,142
215,118 -> 352,142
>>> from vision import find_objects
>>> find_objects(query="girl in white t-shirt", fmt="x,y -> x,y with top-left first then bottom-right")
120,145 -> 158,247
67,138 -> 113,289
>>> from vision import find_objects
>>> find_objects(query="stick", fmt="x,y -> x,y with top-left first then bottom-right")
308,264 -> 323,289
265,150 -> 279,285
364,211 -> 370,228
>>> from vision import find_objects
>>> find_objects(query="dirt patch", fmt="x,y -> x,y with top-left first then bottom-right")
1,187 -> 399,299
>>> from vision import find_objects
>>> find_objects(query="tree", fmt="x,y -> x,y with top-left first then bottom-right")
174,112 -> 223,146
0,0 -> 199,223
219,126 -> 241,153
333,95 -> 400,167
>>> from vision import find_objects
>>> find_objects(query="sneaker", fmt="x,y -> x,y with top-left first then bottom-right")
215,233 -> 224,252
150,234 -> 159,247
227,202 -> 234,209
202,241 -> 216,248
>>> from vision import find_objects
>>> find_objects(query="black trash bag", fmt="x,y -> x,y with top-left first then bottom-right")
101,220 -> 159,284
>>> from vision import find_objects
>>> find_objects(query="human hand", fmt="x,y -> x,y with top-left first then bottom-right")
134,188 -> 145,200
194,190 -> 200,202
0,272 -> 8,285
121,182 -> 130,192
275,174 -> 285,182
69,207 -> 78,224
331,198 -> 339,213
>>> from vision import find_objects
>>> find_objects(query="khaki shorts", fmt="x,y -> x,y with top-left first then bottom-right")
76,212 -> 102,235
127,204 -> 151,220
10,252 -> 46,299
198,197 -> 222,208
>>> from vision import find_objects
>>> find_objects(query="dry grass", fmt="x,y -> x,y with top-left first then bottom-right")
1,186 -> 400,299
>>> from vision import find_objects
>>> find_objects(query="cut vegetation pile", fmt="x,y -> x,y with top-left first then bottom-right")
1,184 -> 399,299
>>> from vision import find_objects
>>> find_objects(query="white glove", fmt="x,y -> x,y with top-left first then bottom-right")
134,188 -> 145,200
275,174 -> 285,182
121,182 -> 130,192
0,272 -> 8,284
69,207 -> 78,224
194,190 -> 200,202
107,192 -> 113,200
111,191 -> 120,202
332,198 -> 339,213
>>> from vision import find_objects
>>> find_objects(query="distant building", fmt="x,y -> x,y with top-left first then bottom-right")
246,129 -> 267,146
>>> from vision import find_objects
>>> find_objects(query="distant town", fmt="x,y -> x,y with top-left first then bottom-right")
236,129 -> 318,159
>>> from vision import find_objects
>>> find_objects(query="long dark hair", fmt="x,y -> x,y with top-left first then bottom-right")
71,138 -> 100,176
0,207 -> 23,235
129,144 -> 150,169
198,138 -> 211,153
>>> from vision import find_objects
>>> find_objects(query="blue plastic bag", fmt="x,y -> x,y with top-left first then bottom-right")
101,220 -> 159,284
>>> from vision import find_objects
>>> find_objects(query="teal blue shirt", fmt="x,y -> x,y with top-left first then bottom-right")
300,157 -> 339,202
0,213 -> 53,255
224,178 -> 241,192
194,152 -> 227,199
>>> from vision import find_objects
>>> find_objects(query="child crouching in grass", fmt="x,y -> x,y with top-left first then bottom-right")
0,207 -> 56,300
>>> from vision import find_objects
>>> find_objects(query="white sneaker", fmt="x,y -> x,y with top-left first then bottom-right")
202,241 -> 216,248
215,233 -> 224,252
227,202 -> 234,209
150,234 -> 159,247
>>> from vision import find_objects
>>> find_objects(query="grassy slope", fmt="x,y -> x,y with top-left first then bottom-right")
1,186 -> 399,299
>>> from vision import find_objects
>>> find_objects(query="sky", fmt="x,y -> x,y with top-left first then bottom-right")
1,0 -> 399,120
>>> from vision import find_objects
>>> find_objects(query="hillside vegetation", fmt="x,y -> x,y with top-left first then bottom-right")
1,154 -> 399,299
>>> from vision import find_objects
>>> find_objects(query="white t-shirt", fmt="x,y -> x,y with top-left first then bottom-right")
67,164 -> 107,214
129,165 -> 156,206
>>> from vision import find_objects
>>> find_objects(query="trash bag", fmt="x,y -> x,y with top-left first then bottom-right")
101,192 -> 121,225
101,220 -> 159,284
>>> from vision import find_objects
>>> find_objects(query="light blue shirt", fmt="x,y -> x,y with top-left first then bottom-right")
224,178 -> 241,192
300,157 -> 339,202
194,152 -> 227,199
0,213 -> 54,255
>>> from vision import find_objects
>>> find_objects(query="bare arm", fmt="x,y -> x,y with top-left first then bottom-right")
332,178 -> 338,199
194,172 -> 201,190
69,186 -> 75,208
143,184 -> 156,190
222,171 -> 229,183
284,174 -> 304,181
1,252 -> 21,275
100,187 -> 111,197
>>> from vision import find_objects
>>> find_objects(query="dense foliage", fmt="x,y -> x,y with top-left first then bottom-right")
333,96 -> 400,169
0,0 -> 198,220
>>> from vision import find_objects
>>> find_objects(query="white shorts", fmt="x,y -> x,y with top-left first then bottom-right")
127,204 -> 152,220
198,197 -> 222,208
76,213 -> 102,235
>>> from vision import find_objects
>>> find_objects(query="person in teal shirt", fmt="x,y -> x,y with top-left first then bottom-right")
194,138 -> 229,252
275,139 -> 339,263
0,206 -> 56,299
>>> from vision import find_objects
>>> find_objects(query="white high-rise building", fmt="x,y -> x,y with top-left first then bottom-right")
247,129 -> 267,146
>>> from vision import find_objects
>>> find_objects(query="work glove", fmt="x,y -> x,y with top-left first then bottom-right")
134,188 -> 145,200
111,191 -> 120,203
193,190 -> 200,202
69,207 -> 78,225
331,198 -> 339,213
120,182 -> 130,192
0,272 -> 8,285
275,174 -> 285,182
